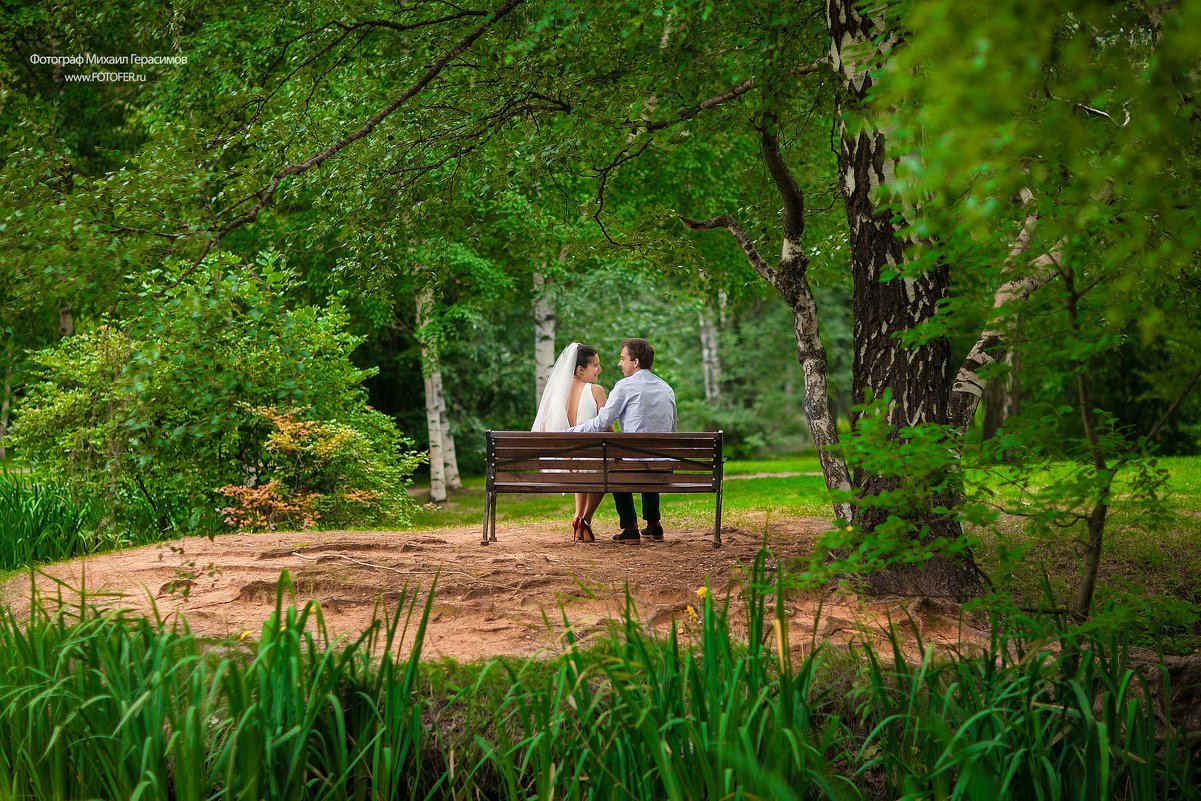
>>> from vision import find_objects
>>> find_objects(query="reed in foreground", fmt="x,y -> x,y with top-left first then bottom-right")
0,556 -> 1195,800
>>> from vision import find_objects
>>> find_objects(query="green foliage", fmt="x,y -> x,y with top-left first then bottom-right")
9,252 -> 422,536
0,556 -> 1195,799
813,394 -> 973,577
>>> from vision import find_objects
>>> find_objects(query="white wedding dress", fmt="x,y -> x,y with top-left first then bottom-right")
572,383 -> 599,429
532,343 -> 600,432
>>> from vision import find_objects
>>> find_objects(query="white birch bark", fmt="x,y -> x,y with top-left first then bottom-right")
0,358 -> 11,462
949,235 -> 1064,433
532,243 -> 568,407
532,269 -> 556,406
416,287 -> 447,503
698,305 -> 722,405
435,369 -> 461,489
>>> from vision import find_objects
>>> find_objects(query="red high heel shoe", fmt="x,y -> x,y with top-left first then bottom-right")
571,516 -> 584,542
578,519 -> 595,543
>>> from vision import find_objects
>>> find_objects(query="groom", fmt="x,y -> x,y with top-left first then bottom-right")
567,338 -> 676,544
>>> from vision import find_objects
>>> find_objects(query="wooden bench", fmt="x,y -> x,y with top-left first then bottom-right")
481,431 -> 724,547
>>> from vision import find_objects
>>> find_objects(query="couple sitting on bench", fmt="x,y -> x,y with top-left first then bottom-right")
532,338 -> 675,545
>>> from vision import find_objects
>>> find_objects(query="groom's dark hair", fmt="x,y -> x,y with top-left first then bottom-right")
621,338 -> 654,370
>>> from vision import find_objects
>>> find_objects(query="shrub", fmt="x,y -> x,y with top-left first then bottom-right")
218,406 -> 422,531
9,251 -> 423,537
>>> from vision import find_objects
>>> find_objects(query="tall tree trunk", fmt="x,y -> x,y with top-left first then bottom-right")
532,244 -> 567,408
827,0 -> 981,598
416,288 -> 447,503
698,304 -> 722,405
58,304 -> 74,338
435,369 -> 461,489
0,356 -> 11,462
981,349 -> 1019,441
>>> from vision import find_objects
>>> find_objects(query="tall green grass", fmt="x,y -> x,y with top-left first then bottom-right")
0,559 -> 1195,800
0,469 -> 101,570
0,573 -> 439,800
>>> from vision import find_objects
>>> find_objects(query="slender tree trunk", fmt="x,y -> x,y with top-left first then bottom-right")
827,0 -> 981,598
684,125 -> 853,523
435,369 -> 461,489
58,304 -> 74,338
786,276 -> 854,522
981,349 -> 1018,440
1064,267 -> 1112,622
416,288 -> 447,503
532,244 -> 567,407
0,356 -> 12,462
698,305 -> 722,405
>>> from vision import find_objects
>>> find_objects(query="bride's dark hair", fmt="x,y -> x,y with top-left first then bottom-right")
574,345 -> 598,375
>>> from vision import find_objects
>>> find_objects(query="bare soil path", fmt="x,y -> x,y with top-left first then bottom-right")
1,517 -> 986,661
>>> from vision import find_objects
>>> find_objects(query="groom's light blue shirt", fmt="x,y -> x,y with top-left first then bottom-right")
568,369 -> 676,434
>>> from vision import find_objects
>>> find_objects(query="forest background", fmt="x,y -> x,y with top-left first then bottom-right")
1,0 -> 1200,609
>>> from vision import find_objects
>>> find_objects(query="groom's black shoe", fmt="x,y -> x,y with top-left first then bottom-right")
612,527 -> 641,544
642,524 -> 665,542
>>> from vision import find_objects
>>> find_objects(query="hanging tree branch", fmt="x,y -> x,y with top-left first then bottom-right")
161,0 -> 526,293
679,213 -> 780,289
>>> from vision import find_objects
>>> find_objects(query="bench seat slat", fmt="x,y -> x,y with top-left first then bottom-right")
494,447 -> 718,459
494,471 -> 716,486
494,458 -> 714,471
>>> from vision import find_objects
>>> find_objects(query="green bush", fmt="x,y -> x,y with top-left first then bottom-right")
9,251 -> 423,538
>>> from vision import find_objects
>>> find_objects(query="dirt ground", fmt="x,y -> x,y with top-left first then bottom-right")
0,517 -> 989,662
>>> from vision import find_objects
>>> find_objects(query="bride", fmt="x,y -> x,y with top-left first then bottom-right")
532,343 -> 609,543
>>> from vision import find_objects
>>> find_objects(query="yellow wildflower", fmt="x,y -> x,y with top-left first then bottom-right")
696,586 -> 710,599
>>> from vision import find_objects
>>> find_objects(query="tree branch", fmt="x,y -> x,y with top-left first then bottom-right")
162,0 -> 525,294
640,59 -> 825,135
758,117 -> 805,241
642,78 -> 756,132
680,215 -> 780,290
1143,367 -> 1201,445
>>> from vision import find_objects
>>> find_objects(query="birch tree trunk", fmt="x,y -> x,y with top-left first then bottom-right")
0,357 -> 12,462
532,270 -> 556,406
698,305 -> 722,405
827,0 -> 981,598
416,288 -> 447,503
532,244 -> 568,407
59,304 -> 74,338
435,369 -> 461,489
981,349 -> 1019,441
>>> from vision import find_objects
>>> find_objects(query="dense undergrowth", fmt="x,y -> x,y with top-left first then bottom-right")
0,555 -> 1196,801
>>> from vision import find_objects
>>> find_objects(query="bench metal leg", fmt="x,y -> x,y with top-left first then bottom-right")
489,491 -> 498,543
480,491 -> 493,546
713,485 -> 723,548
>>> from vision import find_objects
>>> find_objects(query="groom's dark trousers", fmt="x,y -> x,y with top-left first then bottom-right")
613,492 -> 659,530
